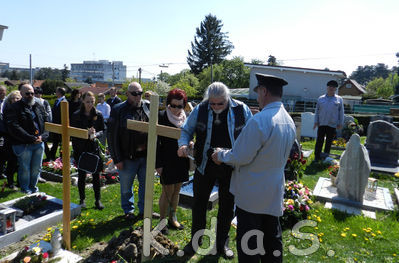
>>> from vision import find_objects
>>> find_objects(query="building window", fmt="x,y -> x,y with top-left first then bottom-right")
346,84 -> 351,89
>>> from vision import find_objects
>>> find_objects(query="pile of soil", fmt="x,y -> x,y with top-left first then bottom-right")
83,227 -> 179,263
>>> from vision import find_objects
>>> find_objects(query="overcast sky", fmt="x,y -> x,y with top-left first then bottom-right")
1,0 -> 398,79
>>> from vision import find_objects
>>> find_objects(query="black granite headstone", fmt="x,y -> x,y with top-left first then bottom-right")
366,120 -> 399,167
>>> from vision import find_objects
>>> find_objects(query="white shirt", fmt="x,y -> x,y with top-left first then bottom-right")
218,102 -> 296,216
96,102 -> 111,121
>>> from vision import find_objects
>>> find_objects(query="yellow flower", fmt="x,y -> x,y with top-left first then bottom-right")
287,199 -> 294,205
341,233 -> 347,237
352,234 -> 357,237
319,238 -> 323,242
307,216 -> 311,220
364,237 -> 369,241
377,230 -> 382,235
371,233 -> 376,237
32,246 -> 41,254
90,219 -> 94,222
47,227 -> 52,231
73,245 -> 77,249
395,172 -> 399,178
393,253 -> 396,257
314,227 -> 319,230
317,217 -> 322,223
72,225 -> 78,229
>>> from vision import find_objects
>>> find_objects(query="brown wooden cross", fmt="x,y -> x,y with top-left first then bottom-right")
126,94 -> 181,260
44,100 -> 88,250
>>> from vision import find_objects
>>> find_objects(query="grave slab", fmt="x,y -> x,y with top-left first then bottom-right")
0,193 -> 81,249
324,202 -> 376,219
179,178 -> 218,210
394,188 -> 399,205
300,112 -> 317,138
370,164 -> 399,175
313,177 -> 394,212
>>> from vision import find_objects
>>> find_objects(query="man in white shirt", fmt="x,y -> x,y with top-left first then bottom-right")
212,74 -> 296,263
96,93 -> 110,146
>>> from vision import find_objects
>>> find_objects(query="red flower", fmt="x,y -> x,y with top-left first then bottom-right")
287,158 -> 291,164
42,252 -> 49,258
301,160 -> 307,165
111,176 -> 116,180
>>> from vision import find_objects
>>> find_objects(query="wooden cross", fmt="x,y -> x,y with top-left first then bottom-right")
44,100 -> 88,250
126,94 -> 181,261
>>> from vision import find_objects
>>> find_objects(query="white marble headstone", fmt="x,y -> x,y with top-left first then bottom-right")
301,112 -> 318,138
335,134 -> 371,202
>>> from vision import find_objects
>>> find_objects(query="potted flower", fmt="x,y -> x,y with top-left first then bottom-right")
281,181 -> 313,229
12,194 -> 48,216
41,158 -> 77,182
328,164 -> 339,186
285,152 -> 307,180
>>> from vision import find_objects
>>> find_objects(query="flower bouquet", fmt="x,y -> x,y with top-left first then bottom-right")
13,194 -> 48,216
7,244 -> 61,263
42,158 -> 77,175
328,164 -> 339,186
286,152 -> 307,180
281,181 -> 313,229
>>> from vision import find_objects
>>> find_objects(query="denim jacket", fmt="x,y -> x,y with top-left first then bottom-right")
178,98 -> 252,175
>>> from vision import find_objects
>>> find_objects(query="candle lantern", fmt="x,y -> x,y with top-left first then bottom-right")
0,208 -> 16,234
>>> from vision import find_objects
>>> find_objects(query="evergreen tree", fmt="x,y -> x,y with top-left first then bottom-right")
187,14 -> 233,74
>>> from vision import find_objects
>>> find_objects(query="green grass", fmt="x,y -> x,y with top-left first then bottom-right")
1,137 -> 399,262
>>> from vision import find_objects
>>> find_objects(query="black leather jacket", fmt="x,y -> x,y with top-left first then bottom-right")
107,100 -> 150,164
5,99 -> 49,145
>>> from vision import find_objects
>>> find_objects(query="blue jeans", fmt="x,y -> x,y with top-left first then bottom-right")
12,142 -> 44,194
118,158 -> 146,214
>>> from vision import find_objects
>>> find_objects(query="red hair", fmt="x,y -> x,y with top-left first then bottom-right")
166,88 -> 187,107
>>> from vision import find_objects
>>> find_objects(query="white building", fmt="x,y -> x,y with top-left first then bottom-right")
246,64 -> 346,102
70,60 -> 126,82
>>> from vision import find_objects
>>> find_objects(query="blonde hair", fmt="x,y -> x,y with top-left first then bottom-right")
5,90 -> 21,105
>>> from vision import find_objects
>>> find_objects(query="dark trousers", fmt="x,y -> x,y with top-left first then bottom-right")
78,170 -> 101,201
48,133 -> 61,161
314,125 -> 336,160
236,207 -> 282,263
0,138 -> 18,186
191,162 -> 234,250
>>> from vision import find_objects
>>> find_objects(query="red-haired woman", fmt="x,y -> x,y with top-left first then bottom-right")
156,88 -> 190,234
71,91 -> 105,210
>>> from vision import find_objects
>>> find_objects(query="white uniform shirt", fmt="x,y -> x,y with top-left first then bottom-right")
218,102 -> 296,216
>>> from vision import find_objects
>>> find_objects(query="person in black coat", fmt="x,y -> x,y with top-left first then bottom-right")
156,89 -> 190,234
68,89 -> 82,118
71,91 -> 105,210
48,87 -> 67,161
106,87 -> 122,109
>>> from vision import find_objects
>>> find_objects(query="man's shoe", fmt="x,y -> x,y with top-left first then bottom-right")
95,200 -> 104,210
168,220 -> 184,230
125,212 -> 136,220
219,246 -> 234,260
79,200 -> 86,208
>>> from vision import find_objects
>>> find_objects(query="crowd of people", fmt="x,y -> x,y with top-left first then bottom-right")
0,76 -> 342,262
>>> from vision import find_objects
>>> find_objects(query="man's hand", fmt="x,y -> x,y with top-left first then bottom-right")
34,136 -> 42,144
156,168 -> 163,176
211,148 -> 222,165
313,123 -> 318,130
115,162 -> 123,170
177,145 -> 189,158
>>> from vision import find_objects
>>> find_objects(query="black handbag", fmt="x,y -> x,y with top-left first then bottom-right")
78,152 -> 100,174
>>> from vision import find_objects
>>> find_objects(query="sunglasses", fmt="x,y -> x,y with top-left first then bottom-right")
169,104 -> 184,109
25,92 -> 35,96
210,102 -> 225,106
129,91 -> 143,96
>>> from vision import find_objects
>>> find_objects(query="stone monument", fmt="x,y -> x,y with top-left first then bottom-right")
335,134 -> 371,202
366,120 -> 399,167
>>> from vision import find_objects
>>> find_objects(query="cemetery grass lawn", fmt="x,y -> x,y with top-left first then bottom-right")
1,137 -> 399,262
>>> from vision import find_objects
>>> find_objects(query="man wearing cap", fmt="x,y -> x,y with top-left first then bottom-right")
313,80 -> 344,161
212,74 -> 295,262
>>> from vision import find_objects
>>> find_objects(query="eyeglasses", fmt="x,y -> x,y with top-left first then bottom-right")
129,91 -> 143,96
25,92 -> 34,96
169,104 -> 184,109
210,102 -> 225,106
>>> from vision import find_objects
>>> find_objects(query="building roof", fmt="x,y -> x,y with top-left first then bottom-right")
244,63 -> 347,77
78,85 -> 110,95
33,80 -> 45,88
64,82 -> 92,89
339,79 -> 366,94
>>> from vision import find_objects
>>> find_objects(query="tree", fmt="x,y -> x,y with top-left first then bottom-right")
154,80 -> 171,96
220,57 -> 250,89
61,64 -> 69,81
41,79 -> 65,95
187,14 -> 234,74
350,63 -> 390,85
267,55 -> 278,66
35,67 -> 62,80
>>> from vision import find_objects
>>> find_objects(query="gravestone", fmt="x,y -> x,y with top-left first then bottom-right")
300,112 -> 317,138
366,120 -> 399,167
293,116 -> 301,142
335,134 -> 371,203
370,115 -> 393,123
